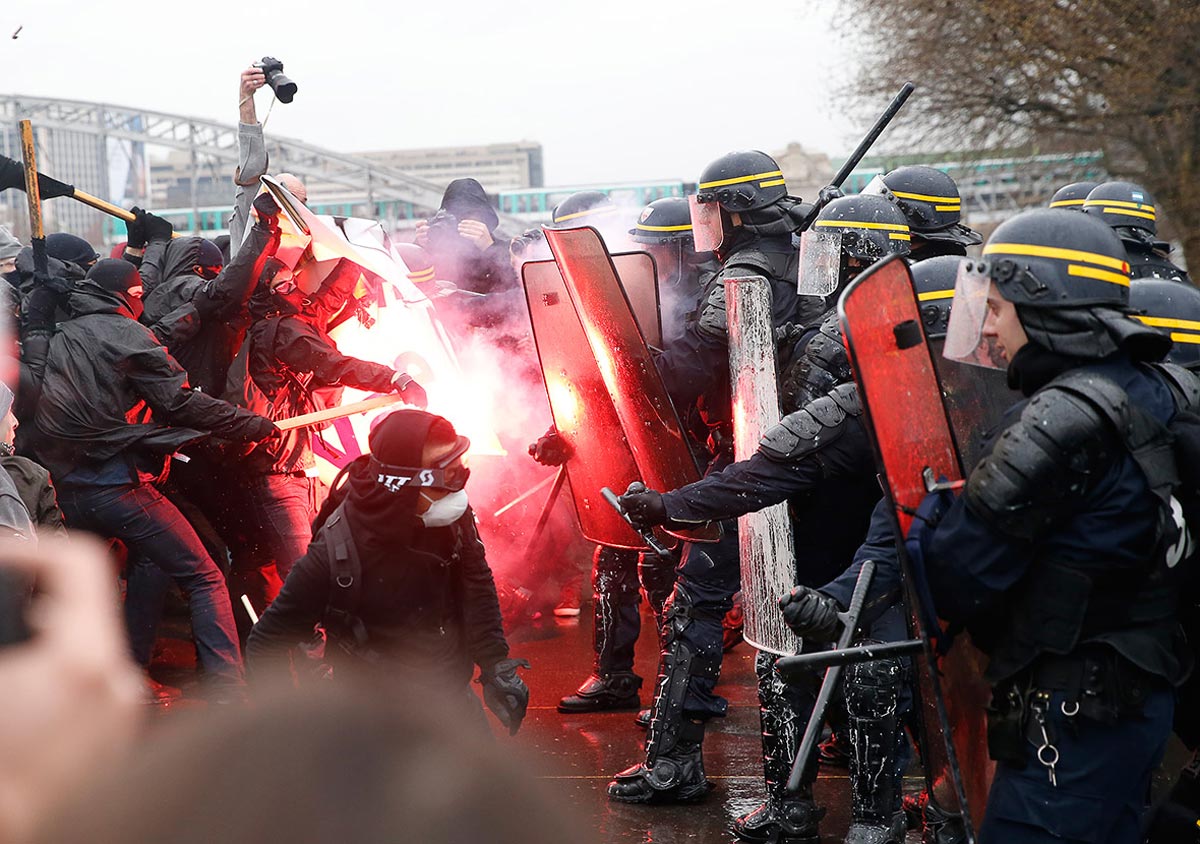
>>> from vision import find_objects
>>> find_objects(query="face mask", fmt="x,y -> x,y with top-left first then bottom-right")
418,489 -> 469,528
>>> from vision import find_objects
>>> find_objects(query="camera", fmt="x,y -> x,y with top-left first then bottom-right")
256,56 -> 298,104
425,210 -> 461,250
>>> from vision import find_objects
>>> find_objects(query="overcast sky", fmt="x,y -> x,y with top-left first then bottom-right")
2,0 -> 868,187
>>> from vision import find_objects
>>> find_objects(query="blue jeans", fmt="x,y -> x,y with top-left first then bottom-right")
981,687 -> 1173,843
57,482 -> 243,685
228,473 -> 319,637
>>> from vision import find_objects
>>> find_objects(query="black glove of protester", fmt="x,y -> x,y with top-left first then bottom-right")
131,207 -> 174,244
527,428 -> 572,466
618,484 -> 667,531
125,210 -> 147,250
479,658 -> 531,736
252,192 -> 281,225
778,586 -> 843,641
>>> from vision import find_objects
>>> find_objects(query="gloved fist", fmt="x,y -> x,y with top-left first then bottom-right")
125,208 -> 148,250
619,482 -> 667,531
252,192 -> 281,223
778,586 -> 843,641
141,209 -> 174,243
391,372 -> 428,409
816,184 -> 844,207
527,428 -> 572,466
479,657 -> 531,736
245,415 -> 280,444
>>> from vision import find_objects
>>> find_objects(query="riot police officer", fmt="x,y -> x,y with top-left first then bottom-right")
609,192 -> 911,841
1047,180 -> 1099,211
918,208 -> 1198,840
1083,180 -> 1191,283
1130,276 -> 1200,370
862,165 -> 981,259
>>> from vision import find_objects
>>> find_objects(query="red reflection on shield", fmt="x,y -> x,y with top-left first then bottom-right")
544,226 -> 719,544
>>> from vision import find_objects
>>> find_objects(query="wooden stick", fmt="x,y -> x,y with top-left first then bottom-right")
273,393 -> 404,432
17,121 -> 48,275
71,188 -> 135,222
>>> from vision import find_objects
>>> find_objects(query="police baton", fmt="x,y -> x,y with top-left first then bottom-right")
781,559 -> 882,793
800,82 -> 916,230
600,485 -> 673,558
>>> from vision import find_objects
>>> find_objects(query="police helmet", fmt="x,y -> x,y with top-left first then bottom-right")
1129,277 -> 1200,369
874,166 -> 981,247
695,150 -> 787,212
979,208 -> 1130,309
629,197 -> 694,245
550,190 -> 614,227
1083,181 -> 1158,239
912,254 -> 962,338
1048,181 -> 1099,210
812,194 -> 912,261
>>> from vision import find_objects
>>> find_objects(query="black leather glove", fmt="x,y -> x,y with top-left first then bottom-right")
244,415 -> 280,444
619,483 -> 667,531
252,192 -> 281,224
479,657 -> 531,735
391,372 -> 428,409
125,208 -> 148,249
509,228 -> 544,258
816,184 -> 844,206
142,209 -> 174,243
527,428 -> 572,466
778,586 -> 843,641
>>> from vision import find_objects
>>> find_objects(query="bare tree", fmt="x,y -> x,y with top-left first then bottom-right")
844,0 -> 1200,273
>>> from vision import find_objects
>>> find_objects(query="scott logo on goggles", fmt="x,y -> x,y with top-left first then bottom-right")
378,470 -> 436,492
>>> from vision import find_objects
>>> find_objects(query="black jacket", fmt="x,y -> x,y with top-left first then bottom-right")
246,505 -> 510,682
34,283 -> 270,483
139,225 -> 279,395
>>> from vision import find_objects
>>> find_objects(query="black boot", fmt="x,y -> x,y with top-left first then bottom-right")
607,719 -> 713,803
732,651 -> 824,843
557,671 -> 642,713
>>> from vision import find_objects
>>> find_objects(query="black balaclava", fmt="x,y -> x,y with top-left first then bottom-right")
83,258 -> 145,320
45,233 -> 98,269
344,410 -> 459,552
440,178 -> 499,232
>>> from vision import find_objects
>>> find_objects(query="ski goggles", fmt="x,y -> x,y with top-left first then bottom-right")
369,435 -> 472,493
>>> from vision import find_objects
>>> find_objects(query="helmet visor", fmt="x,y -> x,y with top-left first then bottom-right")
688,195 -> 725,253
797,228 -> 843,296
860,174 -> 892,199
943,260 -> 1006,370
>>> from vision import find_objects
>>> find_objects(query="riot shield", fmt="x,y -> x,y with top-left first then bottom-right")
610,251 -> 663,350
544,226 -> 720,544
522,259 -> 647,549
838,254 -> 990,834
930,340 -> 1017,472
726,275 -> 801,657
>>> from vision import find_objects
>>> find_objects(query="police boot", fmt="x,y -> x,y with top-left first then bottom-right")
919,798 -> 967,844
557,671 -> 642,713
732,651 -> 824,843
844,653 -> 905,844
607,719 -> 712,804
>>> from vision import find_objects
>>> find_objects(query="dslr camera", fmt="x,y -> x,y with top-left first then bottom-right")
425,210 -> 461,250
255,56 -> 298,104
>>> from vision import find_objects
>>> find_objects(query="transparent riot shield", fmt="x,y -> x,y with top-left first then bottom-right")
726,275 -> 802,657
930,339 -> 1018,471
839,254 -> 991,834
523,260 -> 647,549
544,226 -> 720,544
611,251 -> 663,350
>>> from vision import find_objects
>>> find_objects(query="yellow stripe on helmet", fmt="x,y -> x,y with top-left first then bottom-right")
553,205 -> 617,224
698,170 -> 784,190
891,189 -> 960,204
917,289 -> 955,301
1102,208 -> 1157,221
636,223 -> 693,232
814,220 -> 910,233
934,205 -> 961,212
889,233 -> 912,241
983,242 -> 1130,272
1170,332 -> 1200,345
1084,198 -> 1156,212
408,268 -> 435,282
1049,198 -> 1088,208
1135,316 -> 1200,332
758,178 -> 787,188
1067,264 -> 1130,287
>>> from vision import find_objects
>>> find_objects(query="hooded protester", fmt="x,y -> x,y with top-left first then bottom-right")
416,178 -> 515,297
0,381 -> 63,536
222,255 -> 426,636
0,226 -> 19,276
35,258 -> 278,694
246,410 -> 530,733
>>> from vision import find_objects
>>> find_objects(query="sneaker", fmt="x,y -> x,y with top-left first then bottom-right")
553,583 -> 581,617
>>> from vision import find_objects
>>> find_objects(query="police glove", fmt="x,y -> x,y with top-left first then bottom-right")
478,657 -> 531,735
779,586 -> 843,641
619,484 -> 667,531
527,428 -> 572,466
125,208 -> 148,249
252,192 -> 281,225
141,209 -> 174,244
816,185 -> 844,207
391,372 -> 428,409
